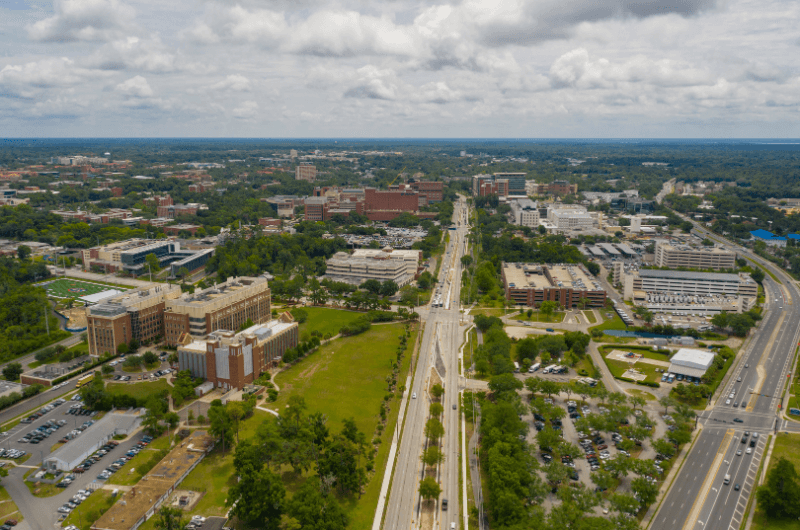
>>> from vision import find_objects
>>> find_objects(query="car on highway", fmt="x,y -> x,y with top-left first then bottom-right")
734,418 -> 743,423
735,483 -> 740,491
738,377 -> 742,382
736,449 -> 742,456
726,399 -> 731,405
412,393 -> 416,399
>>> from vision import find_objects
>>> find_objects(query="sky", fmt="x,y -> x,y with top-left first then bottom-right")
0,0 -> 798,138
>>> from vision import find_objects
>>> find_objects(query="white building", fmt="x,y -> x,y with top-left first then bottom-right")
548,207 -> 593,230
623,269 -> 758,300
509,199 -> 540,227
668,348 -> 716,379
325,248 -> 421,286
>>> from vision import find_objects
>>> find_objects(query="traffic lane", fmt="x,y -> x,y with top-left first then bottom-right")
693,430 -> 743,530
702,435 -> 765,530
650,430 -> 727,530
0,381 -> 78,428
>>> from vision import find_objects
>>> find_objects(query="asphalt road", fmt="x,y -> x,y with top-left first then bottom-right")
383,197 -> 469,530
651,222 -> 800,530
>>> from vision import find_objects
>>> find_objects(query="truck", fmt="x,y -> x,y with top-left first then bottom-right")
513,362 -> 520,373
530,363 -> 541,373
543,364 -> 557,374
75,373 -> 94,388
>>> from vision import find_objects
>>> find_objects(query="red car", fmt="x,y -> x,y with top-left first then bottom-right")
597,444 -> 608,450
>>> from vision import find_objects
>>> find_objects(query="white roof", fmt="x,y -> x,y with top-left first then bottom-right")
80,289 -> 124,304
670,348 -> 715,370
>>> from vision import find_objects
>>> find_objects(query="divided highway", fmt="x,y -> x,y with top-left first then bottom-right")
383,198 -> 469,530
651,223 -> 800,530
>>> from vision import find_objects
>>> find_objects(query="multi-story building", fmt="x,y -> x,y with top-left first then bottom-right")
325,249 -> 421,286
547,207 -> 594,230
81,239 -> 213,277
163,276 -> 271,345
509,199 -> 539,227
363,187 -> 427,221
409,181 -> 444,204
86,285 -> 182,356
622,269 -> 758,300
157,203 -> 207,219
501,262 -> 607,308
143,195 -> 173,208
529,180 -> 578,196
472,175 -> 510,197
177,313 -> 298,390
654,242 -> 737,270
492,173 -> 526,195
295,163 -> 317,182
188,182 -> 215,193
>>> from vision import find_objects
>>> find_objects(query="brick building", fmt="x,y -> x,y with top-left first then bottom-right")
501,262 -> 607,308
409,181 -> 444,205
157,203 -> 206,219
163,276 -> 271,346
143,195 -> 173,207
295,163 -> 317,182
86,285 -> 182,356
177,313 -> 298,390
188,182 -> 215,193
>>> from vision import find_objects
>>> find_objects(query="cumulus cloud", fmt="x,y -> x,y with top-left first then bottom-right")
232,100 -> 259,118
116,75 -> 153,97
88,36 -> 177,72
208,75 -> 252,92
27,0 -> 137,42
0,58 -> 109,98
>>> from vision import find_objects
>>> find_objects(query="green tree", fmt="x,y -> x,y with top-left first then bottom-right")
488,373 -> 523,396
419,476 -> 442,501
631,476 -> 659,506
380,280 -> 399,297
460,255 -> 472,267
609,493 -> 640,515
308,278 -> 328,306
177,266 -> 190,280
2,362 -> 23,381
209,400 -> 234,453
360,279 -> 382,294
143,351 -> 159,365
153,506 -> 185,530
431,384 -> 444,400
429,402 -> 444,417
539,300 -> 558,319
16,245 -> 31,260
422,446 -> 445,467
757,457 -> 800,519
425,418 -> 444,441
145,252 -> 161,273
287,478 -> 349,530
751,267 -> 765,283
228,466 -> 286,530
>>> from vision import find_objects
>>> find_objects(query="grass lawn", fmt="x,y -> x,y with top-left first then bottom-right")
589,312 -> 628,334
298,307 -> 364,339
106,379 -> 169,401
512,311 -> 565,323
752,433 -> 800,530
62,489 -> 115,530
598,345 -> 673,363
0,486 -> 22,522
604,358 -> 661,383
469,307 -> 507,317
582,310 -> 597,324
107,434 -> 171,486
274,322 -> 411,440
626,389 -> 657,401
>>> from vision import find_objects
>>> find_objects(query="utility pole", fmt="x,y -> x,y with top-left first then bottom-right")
44,303 -> 50,335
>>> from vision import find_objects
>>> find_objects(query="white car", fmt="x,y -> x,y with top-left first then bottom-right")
746,447 -> 752,454
726,399 -> 731,405
412,393 -> 416,399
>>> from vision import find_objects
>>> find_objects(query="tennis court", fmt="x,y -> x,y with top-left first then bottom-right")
39,278 -> 123,300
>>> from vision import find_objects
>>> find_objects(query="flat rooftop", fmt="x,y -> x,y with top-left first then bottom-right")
639,269 -> 742,282
171,276 -> 266,307
503,263 -> 600,291
92,431 -> 215,530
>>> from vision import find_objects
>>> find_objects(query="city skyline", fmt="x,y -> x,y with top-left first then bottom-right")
0,0 -> 798,138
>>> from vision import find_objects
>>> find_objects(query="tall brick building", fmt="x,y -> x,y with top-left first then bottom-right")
295,163 -> 317,182
86,285 -> 183,356
164,276 -> 271,346
409,181 -> 444,205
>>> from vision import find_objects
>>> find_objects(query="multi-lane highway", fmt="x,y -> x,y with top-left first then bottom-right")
651,222 -> 800,530
383,197 -> 469,530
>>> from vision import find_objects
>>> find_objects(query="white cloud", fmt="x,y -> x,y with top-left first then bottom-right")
0,57 -> 109,98
27,0 -> 137,42
232,100 -> 258,119
88,36 -> 177,72
208,75 -> 252,92
116,75 -> 153,97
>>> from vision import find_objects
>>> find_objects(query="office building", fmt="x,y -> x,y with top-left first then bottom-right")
157,203 -> 207,219
654,242 -> 736,270
163,276 -> 271,345
86,285 -> 182,356
509,199 -> 540,227
143,195 -> 173,208
622,269 -> 758,300
81,239 -> 213,277
529,180 -> 578,196
548,207 -> 594,230
295,163 -> 317,182
472,174 -> 509,197
325,249 -> 421,286
501,262 -> 607,308
492,173 -> 526,195
409,181 -> 444,204
177,313 -> 298,390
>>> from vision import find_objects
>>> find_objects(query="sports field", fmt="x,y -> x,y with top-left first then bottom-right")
40,278 -> 123,299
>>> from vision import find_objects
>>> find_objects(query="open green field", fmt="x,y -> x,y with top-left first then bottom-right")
39,278 -> 125,300
274,322 -> 412,437
106,379 -> 169,401
297,307 -> 364,339
107,434 -> 171,486
511,311 -> 565,323
589,311 -> 628,334
469,307 -> 507,317
752,433 -> 800,530
599,345 -> 673,363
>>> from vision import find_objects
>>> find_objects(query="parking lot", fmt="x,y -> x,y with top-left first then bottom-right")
520,384 -> 673,508
108,352 -> 173,383
0,397 -> 102,466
